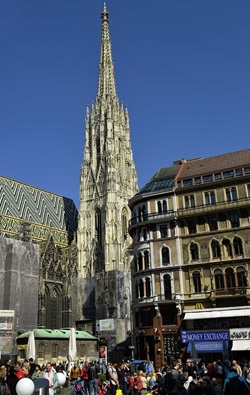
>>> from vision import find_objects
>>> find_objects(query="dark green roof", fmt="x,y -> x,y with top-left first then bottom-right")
17,329 -> 97,341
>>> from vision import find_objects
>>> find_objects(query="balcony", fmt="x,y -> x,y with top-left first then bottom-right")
212,288 -> 247,297
128,210 -> 176,231
177,196 -> 250,217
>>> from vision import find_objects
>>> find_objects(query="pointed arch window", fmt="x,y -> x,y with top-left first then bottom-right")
222,239 -> 232,258
139,279 -> 144,298
145,277 -> 151,297
211,240 -> 221,259
185,195 -> 195,208
205,191 -> 216,206
233,237 -> 243,256
214,269 -> 224,290
163,274 -> 172,299
45,285 -> 61,329
157,201 -> 162,214
138,253 -> 143,271
237,267 -> 247,287
225,268 -> 236,289
226,187 -> 237,202
121,208 -> 128,241
193,271 -> 201,293
163,200 -> 167,213
144,251 -> 150,269
162,247 -> 170,265
190,243 -> 199,261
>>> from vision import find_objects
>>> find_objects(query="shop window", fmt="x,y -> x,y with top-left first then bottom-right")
225,268 -> 236,289
162,247 -> 170,265
233,237 -> 243,255
163,274 -> 172,299
237,267 -> 247,287
193,271 -> 201,293
190,243 -> 199,261
211,240 -> 221,259
214,269 -> 224,290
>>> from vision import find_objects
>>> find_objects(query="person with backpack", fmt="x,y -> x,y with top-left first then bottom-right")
223,369 -> 250,395
158,360 -> 184,395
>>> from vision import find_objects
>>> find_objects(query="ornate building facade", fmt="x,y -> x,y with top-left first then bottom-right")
128,149 -> 250,366
0,176 -> 78,334
77,5 -> 138,354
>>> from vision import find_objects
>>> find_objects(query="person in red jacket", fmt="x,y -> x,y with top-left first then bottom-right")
14,362 -> 25,380
80,362 -> 89,393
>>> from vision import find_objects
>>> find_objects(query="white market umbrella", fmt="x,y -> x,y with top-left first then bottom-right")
26,330 -> 36,361
67,328 -> 77,371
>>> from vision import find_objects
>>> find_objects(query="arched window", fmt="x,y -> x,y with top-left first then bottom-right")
190,243 -> 199,261
45,285 -> 61,329
145,277 -> 151,297
163,200 -> 167,213
144,251 -> 150,269
214,269 -> 224,290
138,253 -> 143,271
211,240 -> 221,259
233,237 -> 243,256
162,247 -> 170,265
193,271 -> 201,293
142,205 -> 147,221
163,274 -> 172,299
225,268 -> 236,289
121,208 -> 128,241
237,267 -> 247,287
139,279 -> 144,298
157,201 -> 162,214
222,239 -> 232,258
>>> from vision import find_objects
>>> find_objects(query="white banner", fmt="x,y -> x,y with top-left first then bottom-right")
229,328 -> 250,340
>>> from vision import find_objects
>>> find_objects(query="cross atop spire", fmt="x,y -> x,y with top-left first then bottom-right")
97,3 -> 117,100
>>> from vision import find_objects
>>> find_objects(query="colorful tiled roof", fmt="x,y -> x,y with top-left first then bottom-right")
0,176 -> 78,244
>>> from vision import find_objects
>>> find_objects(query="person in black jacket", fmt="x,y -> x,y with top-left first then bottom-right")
87,362 -> 98,395
6,366 -> 18,395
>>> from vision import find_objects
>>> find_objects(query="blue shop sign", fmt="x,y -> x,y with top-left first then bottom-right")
182,330 -> 229,353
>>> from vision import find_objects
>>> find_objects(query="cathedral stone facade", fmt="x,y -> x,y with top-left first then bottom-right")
77,5 -> 138,354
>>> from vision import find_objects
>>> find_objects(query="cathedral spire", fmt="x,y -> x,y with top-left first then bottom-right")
97,3 -> 117,99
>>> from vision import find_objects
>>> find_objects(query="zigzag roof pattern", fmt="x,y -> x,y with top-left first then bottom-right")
0,176 -> 78,234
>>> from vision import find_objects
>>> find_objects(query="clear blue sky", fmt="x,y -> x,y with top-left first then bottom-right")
1,0 -> 250,208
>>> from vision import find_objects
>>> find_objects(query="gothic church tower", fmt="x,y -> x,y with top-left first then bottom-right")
78,4 -> 138,350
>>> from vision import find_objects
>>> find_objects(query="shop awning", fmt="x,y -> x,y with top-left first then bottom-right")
184,308 -> 250,320
231,340 -> 250,351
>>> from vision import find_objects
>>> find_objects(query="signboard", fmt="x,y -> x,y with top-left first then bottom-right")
0,323 -> 13,330
99,319 -> 116,331
182,330 -> 229,353
229,328 -> 250,340
0,311 -> 15,317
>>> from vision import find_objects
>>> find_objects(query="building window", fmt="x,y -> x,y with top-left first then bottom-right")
222,239 -> 232,258
38,343 -> 45,359
203,175 -> 213,182
145,277 -> 151,297
163,200 -> 167,213
160,225 -> 168,238
51,343 -> 58,358
215,173 -> 222,180
248,185 -> 250,198
185,195 -> 195,208
143,228 -> 147,241
139,279 -> 144,298
205,191 -> 216,205
190,243 -> 199,261
157,201 -> 162,214
229,213 -> 239,228
233,237 -> 243,255
214,269 -> 224,290
211,240 -> 221,259
208,216 -> 218,231
237,267 -> 247,287
138,253 -> 143,271
223,170 -> 234,178
225,268 -> 236,289
236,168 -> 243,176
187,220 -> 196,234
80,344 -> 86,357
163,274 -> 172,299
195,177 -> 201,184
193,271 -> 201,293
121,208 -> 128,241
226,187 -> 237,202
183,179 -> 193,186
244,167 -> 250,174
144,251 -> 150,269
162,247 -> 170,265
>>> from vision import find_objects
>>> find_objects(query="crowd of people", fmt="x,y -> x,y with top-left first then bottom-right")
0,357 -> 250,395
